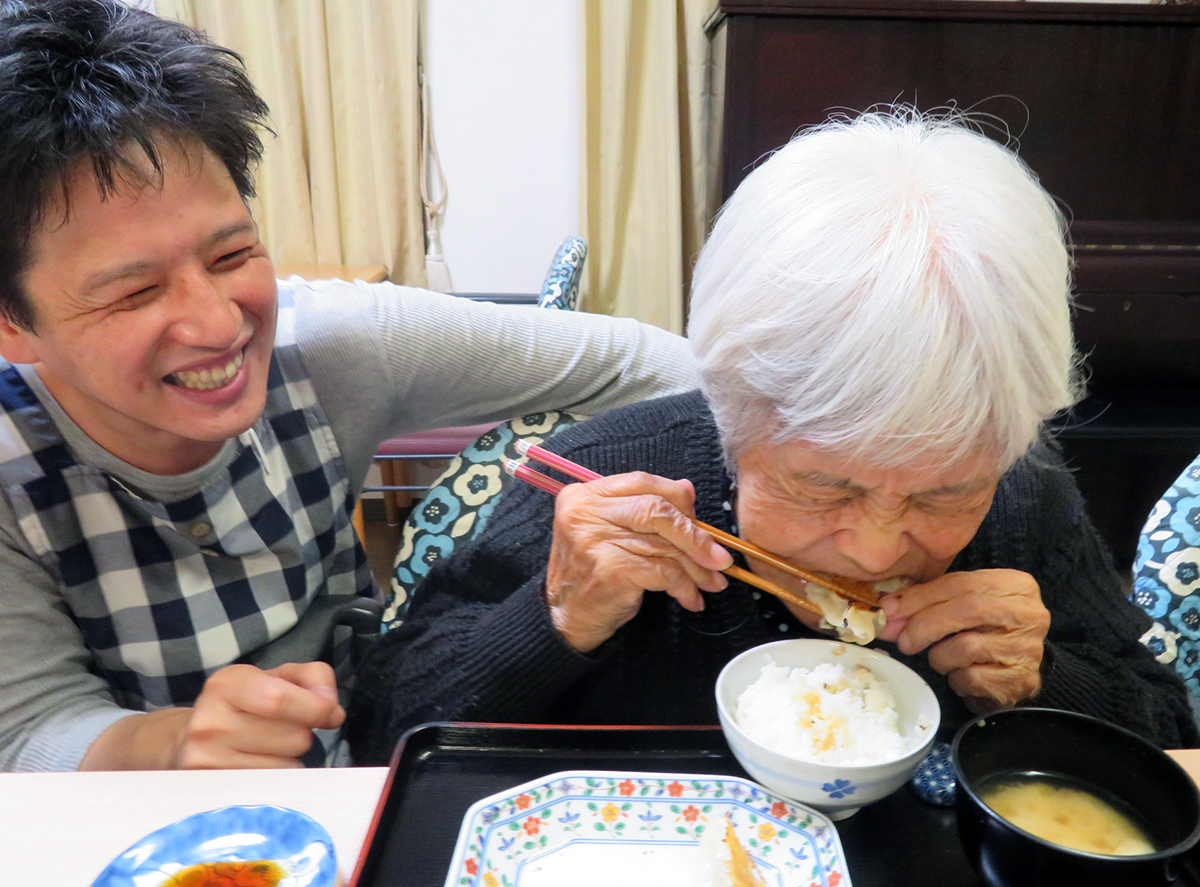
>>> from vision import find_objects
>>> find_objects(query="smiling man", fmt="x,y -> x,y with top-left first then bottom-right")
0,0 -> 699,771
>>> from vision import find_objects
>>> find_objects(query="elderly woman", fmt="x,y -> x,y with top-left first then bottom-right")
347,111 -> 1199,765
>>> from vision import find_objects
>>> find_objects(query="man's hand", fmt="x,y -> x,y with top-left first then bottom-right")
545,472 -> 732,653
80,661 -> 344,770
177,662 -> 344,768
877,569 -> 1049,712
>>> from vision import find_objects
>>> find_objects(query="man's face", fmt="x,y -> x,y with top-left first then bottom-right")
0,141 -> 277,475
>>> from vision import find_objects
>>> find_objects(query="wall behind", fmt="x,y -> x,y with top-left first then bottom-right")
423,0 -> 580,295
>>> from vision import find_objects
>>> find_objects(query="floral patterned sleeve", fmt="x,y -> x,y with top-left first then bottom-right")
1131,457 -> 1200,697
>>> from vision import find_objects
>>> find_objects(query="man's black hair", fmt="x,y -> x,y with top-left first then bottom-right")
0,0 -> 271,329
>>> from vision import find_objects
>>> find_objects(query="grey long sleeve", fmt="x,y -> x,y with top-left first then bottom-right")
291,277 -> 699,489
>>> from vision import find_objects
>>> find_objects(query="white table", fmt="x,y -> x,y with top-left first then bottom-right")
0,766 -> 389,884
3,753 -> 1199,884
1171,748 -> 1200,787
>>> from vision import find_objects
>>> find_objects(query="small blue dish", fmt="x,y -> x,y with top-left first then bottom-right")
90,804 -> 338,887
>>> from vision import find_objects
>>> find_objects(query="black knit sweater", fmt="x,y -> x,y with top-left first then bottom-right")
347,392 -> 1200,765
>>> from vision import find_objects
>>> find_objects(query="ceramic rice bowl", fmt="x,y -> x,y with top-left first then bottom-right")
716,638 -> 940,820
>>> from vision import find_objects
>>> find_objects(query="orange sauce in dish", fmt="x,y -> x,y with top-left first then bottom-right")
159,860 -> 286,887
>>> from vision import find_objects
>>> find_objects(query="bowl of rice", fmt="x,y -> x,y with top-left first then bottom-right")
716,638 -> 940,819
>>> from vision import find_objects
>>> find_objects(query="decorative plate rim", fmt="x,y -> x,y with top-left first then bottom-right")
443,770 -> 851,887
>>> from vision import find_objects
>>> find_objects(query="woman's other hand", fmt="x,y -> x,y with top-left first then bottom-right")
877,568 -> 1049,712
545,472 -> 733,652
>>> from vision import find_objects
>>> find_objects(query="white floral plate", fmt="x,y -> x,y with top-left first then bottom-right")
443,770 -> 850,887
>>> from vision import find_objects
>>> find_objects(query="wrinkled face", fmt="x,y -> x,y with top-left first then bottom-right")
0,141 -> 277,475
735,440 -> 1001,627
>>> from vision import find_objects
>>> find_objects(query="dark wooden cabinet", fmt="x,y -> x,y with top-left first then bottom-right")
706,0 -> 1200,568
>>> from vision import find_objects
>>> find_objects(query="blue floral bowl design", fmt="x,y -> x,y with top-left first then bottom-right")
89,804 -> 338,887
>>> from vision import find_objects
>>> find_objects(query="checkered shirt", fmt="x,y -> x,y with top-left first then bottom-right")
0,297 -> 374,714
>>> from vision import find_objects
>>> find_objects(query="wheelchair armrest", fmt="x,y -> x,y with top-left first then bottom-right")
248,595 -> 384,671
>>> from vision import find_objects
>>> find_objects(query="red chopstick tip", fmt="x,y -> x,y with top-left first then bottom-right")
515,439 -> 532,456
502,458 -> 521,477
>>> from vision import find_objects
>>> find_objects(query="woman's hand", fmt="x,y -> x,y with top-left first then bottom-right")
877,569 -> 1049,712
545,472 -> 733,652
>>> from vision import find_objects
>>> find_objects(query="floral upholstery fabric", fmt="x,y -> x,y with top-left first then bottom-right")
384,411 -> 585,629
536,237 -> 587,311
1132,456 -> 1200,697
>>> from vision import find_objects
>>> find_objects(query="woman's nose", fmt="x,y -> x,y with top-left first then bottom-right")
832,514 -> 911,575
168,268 -> 242,347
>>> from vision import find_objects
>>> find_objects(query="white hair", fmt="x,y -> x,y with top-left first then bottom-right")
688,109 -> 1081,472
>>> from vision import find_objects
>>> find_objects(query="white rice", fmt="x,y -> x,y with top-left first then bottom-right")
735,660 -> 905,765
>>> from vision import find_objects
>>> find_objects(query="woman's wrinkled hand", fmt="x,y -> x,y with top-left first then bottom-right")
876,568 -> 1049,713
545,472 -> 733,652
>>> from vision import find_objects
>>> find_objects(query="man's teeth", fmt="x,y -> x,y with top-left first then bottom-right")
169,351 -> 244,390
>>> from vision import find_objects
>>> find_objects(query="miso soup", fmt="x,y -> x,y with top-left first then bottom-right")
979,772 -> 1156,857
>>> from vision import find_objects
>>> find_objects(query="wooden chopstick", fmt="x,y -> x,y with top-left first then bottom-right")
502,456 -> 824,617
515,441 -> 880,607
720,564 -> 824,616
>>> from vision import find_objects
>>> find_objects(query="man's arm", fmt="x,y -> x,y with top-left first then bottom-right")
0,509 -> 344,771
79,662 -> 343,770
0,512 -> 134,771
290,278 -> 700,489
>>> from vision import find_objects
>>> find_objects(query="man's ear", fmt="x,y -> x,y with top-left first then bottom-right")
0,315 -> 41,366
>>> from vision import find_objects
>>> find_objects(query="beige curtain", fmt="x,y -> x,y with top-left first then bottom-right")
580,0 -> 711,334
157,0 -> 425,285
